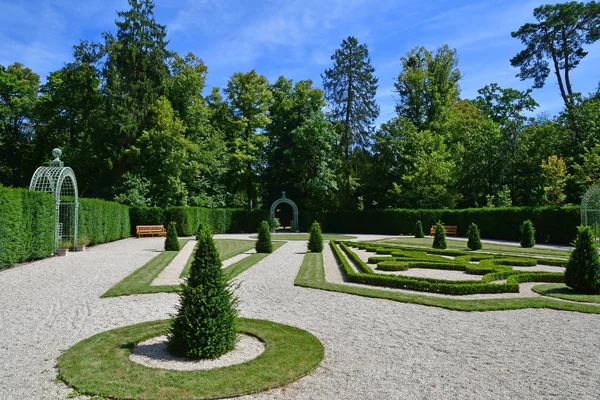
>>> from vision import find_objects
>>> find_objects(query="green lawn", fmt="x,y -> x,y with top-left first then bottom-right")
294,250 -> 600,313
370,237 -> 570,258
102,239 -> 282,297
250,233 -> 356,241
532,283 -> 600,303
58,318 -> 324,400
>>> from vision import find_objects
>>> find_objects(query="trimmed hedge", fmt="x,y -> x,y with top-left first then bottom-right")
0,187 -> 55,269
79,198 -> 130,245
130,206 -> 268,236
299,206 -> 579,244
0,188 -> 130,269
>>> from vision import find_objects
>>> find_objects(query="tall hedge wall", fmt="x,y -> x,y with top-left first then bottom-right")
0,187 -> 55,269
299,206 -> 580,245
0,187 -> 131,270
79,198 -> 131,245
130,206 -> 268,236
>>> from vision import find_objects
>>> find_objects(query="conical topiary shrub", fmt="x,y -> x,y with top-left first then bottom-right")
255,221 -> 273,253
565,226 -> 600,294
415,220 -> 425,238
520,220 -> 535,248
467,223 -> 482,250
164,221 -> 180,251
167,226 -> 238,359
432,221 -> 447,249
308,221 -> 324,253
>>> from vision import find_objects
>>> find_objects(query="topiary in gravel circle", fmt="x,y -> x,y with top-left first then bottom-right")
58,318 -> 324,400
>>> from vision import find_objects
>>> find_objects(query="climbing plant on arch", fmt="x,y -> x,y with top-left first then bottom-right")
29,148 -> 79,251
270,192 -> 299,232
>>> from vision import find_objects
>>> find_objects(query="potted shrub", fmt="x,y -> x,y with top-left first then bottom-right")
57,239 -> 73,256
76,235 -> 90,252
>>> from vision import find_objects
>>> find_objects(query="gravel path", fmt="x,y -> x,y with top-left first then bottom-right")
1,237 -> 599,400
151,240 -> 197,286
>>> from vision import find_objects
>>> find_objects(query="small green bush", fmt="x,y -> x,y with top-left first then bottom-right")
77,235 -> 91,246
565,226 -> 600,294
415,220 -> 424,238
467,223 -> 482,250
308,221 -> 324,253
168,226 -> 238,359
165,221 -> 180,251
58,239 -> 73,249
520,220 -> 535,248
432,222 -> 447,249
255,221 -> 273,253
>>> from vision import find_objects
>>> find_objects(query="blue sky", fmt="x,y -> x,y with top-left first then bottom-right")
1,0 -> 599,124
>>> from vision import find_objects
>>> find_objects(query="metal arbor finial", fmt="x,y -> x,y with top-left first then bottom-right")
281,191 -> 286,198
50,148 -> 64,167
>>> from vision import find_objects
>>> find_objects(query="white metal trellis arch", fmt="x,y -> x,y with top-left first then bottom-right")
269,191 -> 299,232
29,148 -> 79,252
581,183 -> 600,239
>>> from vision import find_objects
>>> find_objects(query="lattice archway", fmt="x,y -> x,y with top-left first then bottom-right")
581,183 -> 600,239
29,148 -> 79,252
270,192 -> 299,232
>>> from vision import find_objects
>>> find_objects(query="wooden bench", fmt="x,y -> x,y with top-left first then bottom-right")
136,225 -> 167,238
430,225 -> 458,236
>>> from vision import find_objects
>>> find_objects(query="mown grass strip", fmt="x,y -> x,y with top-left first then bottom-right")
293,247 -> 600,314
532,283 -> 600,303
180,239 -> 256,278
58,318 -> 324,400
102,240 -> 283,297
250,233 -> 356,241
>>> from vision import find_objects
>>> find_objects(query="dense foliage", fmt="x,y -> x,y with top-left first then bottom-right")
520,220 -> 536,248
565,226 -> 600,294
164,221 -> 180,251
1,1 -> 599,215
415,220 -> 424,238
78,198 -> 131,245
467,223 -> 483,250
432,222 -> 448,249
255,221 -> 273,253
168,226 -> 238,359
308,221 -> 324,253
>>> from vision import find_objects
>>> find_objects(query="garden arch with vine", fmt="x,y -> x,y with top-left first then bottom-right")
29,148 -> 79,252
270,192 -> 299,232
581,183 -> 600,239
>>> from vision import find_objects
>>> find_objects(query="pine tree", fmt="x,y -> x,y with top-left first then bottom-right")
520,220 -> 535,248
322,36 -> 379,189
255,220 -> 273,253
432,221 -> 447,249
467,223 -> 482,250
415,220 -> 425,238
308,221 -> 324,253
565,226 -> 600,294
167,226 -> 238,359
164,221 -> 180,251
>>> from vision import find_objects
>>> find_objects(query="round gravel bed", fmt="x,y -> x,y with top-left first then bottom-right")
58,318 -> 323,400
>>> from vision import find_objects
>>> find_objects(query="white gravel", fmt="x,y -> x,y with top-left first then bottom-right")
0,236 -> 599,400
130,334 -> 265,371
151,240 -> 197,286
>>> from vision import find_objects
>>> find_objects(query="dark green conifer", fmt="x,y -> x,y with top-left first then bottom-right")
432,221 -> 447,249
255,221 -> 273,253
415,220 -> 425,238
308,221 -> 324,253
467,223 -> 482,250
565,226 -> 600,294
164,221 -> 180,251
520,220 -> 535,248
167,226 -> 238,359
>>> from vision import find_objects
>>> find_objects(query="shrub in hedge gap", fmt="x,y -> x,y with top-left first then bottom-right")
467,223 -> 483,250
167,226 -> 238,359
565,226 -> 600,294
415,220 -> 424,238
255,221 -> 273,253
432,221 -> 447,249
308,221 -> 324,253
165,221 -> 180,251
520,220 -> 535,248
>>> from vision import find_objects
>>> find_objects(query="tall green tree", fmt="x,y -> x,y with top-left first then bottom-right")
394,45 -> 461,130
0,63 -> 40,187
474,83 -> 538,130
223,70 -> 272,210
511,1 -> 600,114
322,36 -> 379,191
